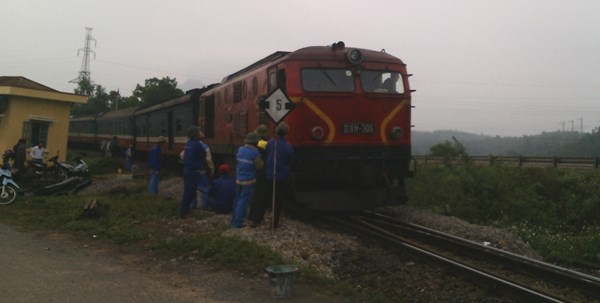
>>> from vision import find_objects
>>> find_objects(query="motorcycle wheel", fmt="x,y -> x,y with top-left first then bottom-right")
0,185 -> 18,205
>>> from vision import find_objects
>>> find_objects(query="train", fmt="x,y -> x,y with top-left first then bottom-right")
69,41 -> 414,211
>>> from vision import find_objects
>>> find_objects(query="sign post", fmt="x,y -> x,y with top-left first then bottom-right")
259,88 -> 295,231
260,88 -> 295,124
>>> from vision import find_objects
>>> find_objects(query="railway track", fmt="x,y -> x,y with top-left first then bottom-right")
325,211 -> 600,303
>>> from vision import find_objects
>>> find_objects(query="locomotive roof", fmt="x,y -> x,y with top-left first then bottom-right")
288,45 -> 405,65
221,44 -> 404,84
222,51 -> 290,83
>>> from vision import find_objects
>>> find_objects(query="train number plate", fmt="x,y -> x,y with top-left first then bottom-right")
343,123 -> 374,134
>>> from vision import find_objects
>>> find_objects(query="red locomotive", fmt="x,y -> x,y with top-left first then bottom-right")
198,41 -> 413,210
69,41 -> 414,210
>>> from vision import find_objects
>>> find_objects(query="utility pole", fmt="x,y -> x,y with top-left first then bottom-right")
70,27 -> 96,93
569,120 -> 574,132
579,117 -> 583,133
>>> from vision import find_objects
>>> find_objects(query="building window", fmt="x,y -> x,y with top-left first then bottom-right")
23,121 -> 49,147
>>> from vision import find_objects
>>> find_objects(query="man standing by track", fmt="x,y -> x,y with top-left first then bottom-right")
230,132 -> 263,228
180,126 -> 207,219
148,136 -> 165,194
265,122 -> 294,229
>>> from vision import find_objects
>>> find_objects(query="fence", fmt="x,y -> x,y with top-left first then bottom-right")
413,155 -> 600,169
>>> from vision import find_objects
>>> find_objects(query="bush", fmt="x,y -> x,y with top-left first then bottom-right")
407,163 -> 600,262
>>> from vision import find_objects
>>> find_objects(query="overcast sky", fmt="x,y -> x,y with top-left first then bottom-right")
2,0 -> 599,136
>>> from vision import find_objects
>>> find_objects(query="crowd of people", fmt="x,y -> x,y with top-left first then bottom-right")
147,123 -> 294,229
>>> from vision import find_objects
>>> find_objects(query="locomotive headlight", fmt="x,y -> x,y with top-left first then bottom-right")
391,126 -> 403,139
346,49 -> 363,65
311,126 -> 325,141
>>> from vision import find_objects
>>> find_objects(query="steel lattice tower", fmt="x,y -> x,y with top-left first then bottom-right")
70,27 -> 96,85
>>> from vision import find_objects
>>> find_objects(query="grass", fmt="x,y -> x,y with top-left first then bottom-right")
406,162 -> 600,265
0,171 -> 364,299
5,153 -> 598,302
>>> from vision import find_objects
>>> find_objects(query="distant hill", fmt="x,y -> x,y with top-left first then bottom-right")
412,130 -> 599,157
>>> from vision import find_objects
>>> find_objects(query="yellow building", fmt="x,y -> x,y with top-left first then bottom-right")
0,76 -> 87,162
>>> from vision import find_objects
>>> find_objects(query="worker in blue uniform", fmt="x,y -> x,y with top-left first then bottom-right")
180,126 -> 206,219
265,122 -> 294,229
230,132 -> 263,228
148,136 -> 165,194
206,163 -> 236,214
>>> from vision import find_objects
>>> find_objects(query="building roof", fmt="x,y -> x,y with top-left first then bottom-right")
0,76 -> 87,104
0,76 -> 58,92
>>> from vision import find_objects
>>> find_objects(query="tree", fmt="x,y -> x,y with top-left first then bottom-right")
74,77 -> 94,96
71,84 -> 111,115
429,137 -> 470,166
132,77 -> 184,107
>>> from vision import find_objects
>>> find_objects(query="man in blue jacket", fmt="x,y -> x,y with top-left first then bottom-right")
266,122 -> 294,229
180,126 -> 206,219
230,132 -> 263,228
148,136 -> 165,194
206,163 -> 236,214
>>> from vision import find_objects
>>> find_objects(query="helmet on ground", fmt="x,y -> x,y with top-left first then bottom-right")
244,132 -> 260,144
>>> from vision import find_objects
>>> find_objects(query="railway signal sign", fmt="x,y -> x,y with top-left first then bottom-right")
260,88 -> 295,124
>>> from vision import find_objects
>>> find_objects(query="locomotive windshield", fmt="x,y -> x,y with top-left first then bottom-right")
361,71 -> 405,94
301,68 -> 354,92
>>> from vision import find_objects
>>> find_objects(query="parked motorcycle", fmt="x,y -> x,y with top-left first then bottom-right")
26,158 -> 50,175
1,150 -> 19,205
49,155 -> 89,179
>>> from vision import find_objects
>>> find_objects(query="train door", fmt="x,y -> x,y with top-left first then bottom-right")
167,111 -> 174,149
203,95 -> 215,139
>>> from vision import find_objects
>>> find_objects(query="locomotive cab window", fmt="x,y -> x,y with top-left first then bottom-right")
361,71 -> 405,94
302,69 -> 354,92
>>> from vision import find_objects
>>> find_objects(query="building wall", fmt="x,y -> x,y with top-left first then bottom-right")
0,95 -> 78,162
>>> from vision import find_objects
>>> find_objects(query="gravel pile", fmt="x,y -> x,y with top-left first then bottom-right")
84,175 -> 538,302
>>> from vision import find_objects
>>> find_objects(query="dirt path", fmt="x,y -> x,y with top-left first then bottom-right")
0,223 -> 354,303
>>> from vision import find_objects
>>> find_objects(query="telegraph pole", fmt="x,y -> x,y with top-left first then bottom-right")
70,27 -> 96,93
569,120 -> 574,132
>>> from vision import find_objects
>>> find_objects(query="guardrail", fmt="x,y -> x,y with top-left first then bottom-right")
413,155 -> 600,169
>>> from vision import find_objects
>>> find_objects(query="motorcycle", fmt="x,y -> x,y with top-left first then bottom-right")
1,151 -> 19,205
49,155 -> 89,179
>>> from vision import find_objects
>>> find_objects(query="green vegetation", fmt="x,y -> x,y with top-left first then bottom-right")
0,168 -> 355,298
407,162 -> 600,264
71,76 -> 185,115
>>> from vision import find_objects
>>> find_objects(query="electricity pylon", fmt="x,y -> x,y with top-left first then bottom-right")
70,27 -> 96,91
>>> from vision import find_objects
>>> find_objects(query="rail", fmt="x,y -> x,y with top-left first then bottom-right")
325,212 -> 600,303
413,155 -> 600,169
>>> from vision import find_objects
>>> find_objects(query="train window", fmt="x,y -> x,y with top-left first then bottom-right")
252,77 -> 258,96
269,72 -> 277,92
278,69 -> 286,93
233,81 -> 242,103
361,71 -> 405,94
301,69 -> 355,92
